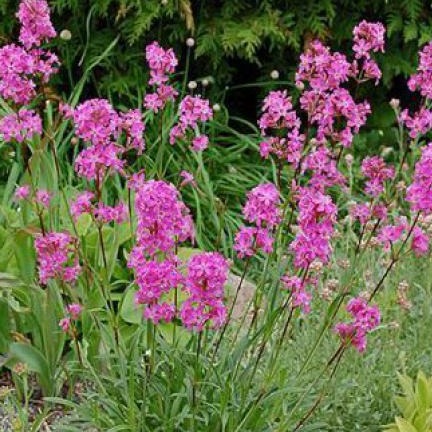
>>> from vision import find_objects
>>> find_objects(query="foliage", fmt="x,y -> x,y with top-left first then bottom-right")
0,0 -> 431,104
383,371 -> 432,432
1,2 -> 432,431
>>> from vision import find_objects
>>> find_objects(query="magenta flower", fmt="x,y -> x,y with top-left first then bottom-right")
145,41 -> 178,86
35,190 -> 51,208
67,303 -> 82,320
180,170 -> 196,188
406,143 -> 432,214
16,0 -> 56,49
361,156 -> 394,196
34,232 -> 81,285
407,41 -> 432,99
352,21 -> 385,60
243,183 -> 281,229
181,252 -> 229,331
191,135 -> 209,151
59,317 -> 71,333
281,275 -> 312,314
411,227 -> 429,256
0,109 -> 42,143
14,185 -> 31,201
70,191 -> 95,220
130,180 -> 194,257
334,297 -> 380,353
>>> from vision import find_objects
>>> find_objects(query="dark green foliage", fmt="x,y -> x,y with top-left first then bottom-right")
0,0 -> 432,106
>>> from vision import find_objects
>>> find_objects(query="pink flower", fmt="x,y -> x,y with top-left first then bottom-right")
233,227 -> 274,258
180,170 -> 196,188
70,191 -> 95,220
407,143 -> 432,214
59,317 -> 71,333
170,95 -> 213,149
34,232 -> 81,284
407,41 -> 432,99
94,202 -> 128,224
14,185 -> 31,201
129,180 -> 194,257
145,41 -> 178,86
191,135 -> 209,151
144,302 -> 176,324
67,303 -> 82,320
378,223 -> 406,250
352,21 -> 385,60
411,227 -> 429,256
120,109 -> 145,152
361,156 -> 394,196
0,109 -> 42,143
243,183 -> 281,229
281,275 -> 312,314
400,108 -> 432,139
35,190 -> 51,208
0,44 -> 58,104
16,0 -> 56,49
334,297 -> 380,353
181,252 -> 229,331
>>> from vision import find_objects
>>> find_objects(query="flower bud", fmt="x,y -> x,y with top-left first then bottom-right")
270,70 -> 279,80
344,154 -> 354,166
296,81 -> 305,91
71,137 -> 79,146
186,38 -> 195,47
60,29 -> 72,41
390,98 -> 400,109
202,78 -> 209,87
188,80 -> 197,90
213,103 -> 221,112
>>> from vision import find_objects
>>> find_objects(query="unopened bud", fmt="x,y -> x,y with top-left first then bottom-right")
344,154 -> 354,166
213,103 -> 221,112
71,137 -> 79,146
270,70 -> 280,80
202,78 -> 209,87
60,29 -> 72,41
188,80 -> 197,90
186,38 -> 195,47
390,98 -> 400,109
296,81 -> 305,91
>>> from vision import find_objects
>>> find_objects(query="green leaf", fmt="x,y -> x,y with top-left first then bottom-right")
119,285 -> 143,324
395,417 -> 418,432
9,342 -> 53,395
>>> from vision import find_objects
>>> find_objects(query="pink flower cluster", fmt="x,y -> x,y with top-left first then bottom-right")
128,180 -> 229,330
361,156 -> 394,196
17,0 -> 56,49
0,0 -> 58,104
401,43 -> 432,137
281,275 -> 312,314
258,91 -> 304,164
170,95 -> 213,151
291,187 -> 337,269
294,23 -> 384,148
234,183 -> 281,258
34,232 -> 81,285
144,42 -> 178,112
63,99 -> 145,181
180,252 -> 229,331
0,109 -> 42,142
400,108 -> 432,139
70,191 -> 128,224
407,143 -> 432,214
408,41 -> 432,99
130,180 -> 194,258
133,259 -> 182,324
128,180 -> 192,322
352,21 -> 385,82
334,297 -> 380,353
59,303 -> 82,333
378,217 -> 429,256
